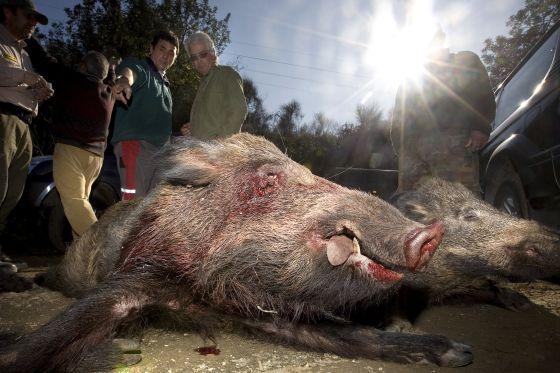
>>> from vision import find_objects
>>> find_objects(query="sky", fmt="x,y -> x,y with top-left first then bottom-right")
35,0 -> 525,126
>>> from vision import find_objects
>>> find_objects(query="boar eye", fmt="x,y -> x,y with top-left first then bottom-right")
461,209 -> 479,221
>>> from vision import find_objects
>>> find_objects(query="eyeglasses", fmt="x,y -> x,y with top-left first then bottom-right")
189,50 -> 212,63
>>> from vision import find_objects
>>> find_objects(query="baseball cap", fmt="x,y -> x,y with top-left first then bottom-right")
0,0 -> 48,25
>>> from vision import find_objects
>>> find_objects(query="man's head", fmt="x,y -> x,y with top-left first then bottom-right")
0,0 -> 47,40
185,31 -> 217,76
78,51 -> 109,81
149,30 -> 179,73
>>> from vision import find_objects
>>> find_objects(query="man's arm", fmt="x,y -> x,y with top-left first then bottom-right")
220,68 -> 248,133
0,65 -> 45,87
456,51 -> 496,151
116,67 -> 136,87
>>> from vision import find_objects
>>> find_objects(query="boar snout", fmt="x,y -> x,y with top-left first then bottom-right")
404,221 -> 445,271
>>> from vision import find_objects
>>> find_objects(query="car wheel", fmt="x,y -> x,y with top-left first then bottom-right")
47,182 -> 120,252
484,160 -> 529,218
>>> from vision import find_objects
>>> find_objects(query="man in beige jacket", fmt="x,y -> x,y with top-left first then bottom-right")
0,0 -> 52,271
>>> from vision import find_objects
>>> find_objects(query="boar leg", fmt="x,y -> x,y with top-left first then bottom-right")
240,317 -> 473,367
2,272 -> 183,373
444,281 -> 532,311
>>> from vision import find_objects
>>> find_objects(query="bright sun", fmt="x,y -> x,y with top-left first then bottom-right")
365,1 -> 438,87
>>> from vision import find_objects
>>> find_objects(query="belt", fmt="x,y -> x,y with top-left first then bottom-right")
0,102 -> 34,125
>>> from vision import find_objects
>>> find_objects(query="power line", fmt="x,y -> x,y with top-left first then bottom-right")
230,40 -> 347,63
224,52 -> 374,80
243,68 -> 358,89
252,80 -> 317,94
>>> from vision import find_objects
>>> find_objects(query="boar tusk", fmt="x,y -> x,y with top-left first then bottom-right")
352,237 -> 361,255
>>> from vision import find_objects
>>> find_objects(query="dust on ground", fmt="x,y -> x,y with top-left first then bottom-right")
1,257 -> 560,373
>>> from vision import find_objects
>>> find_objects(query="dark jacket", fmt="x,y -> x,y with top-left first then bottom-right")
25,38 -> 116,156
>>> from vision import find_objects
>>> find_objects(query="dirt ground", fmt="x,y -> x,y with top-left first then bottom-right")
1,254 -> 560,373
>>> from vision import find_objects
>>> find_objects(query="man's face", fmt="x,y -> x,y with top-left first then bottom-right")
3,7 -> 38,40
149,39 -> 178,72
189,41 -> 216,76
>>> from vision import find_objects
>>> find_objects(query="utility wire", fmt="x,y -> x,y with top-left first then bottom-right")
225,52 -> 374,80
252,80 -> 316,94
244,68 -> 359,89
231,40 -> 347,63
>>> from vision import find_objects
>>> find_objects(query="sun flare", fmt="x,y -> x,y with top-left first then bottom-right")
365,1 -> 438,87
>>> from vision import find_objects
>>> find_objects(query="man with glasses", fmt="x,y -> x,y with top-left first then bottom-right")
0,0 -> 52,271
111,30 -> 178,200
181,31 -> 247,140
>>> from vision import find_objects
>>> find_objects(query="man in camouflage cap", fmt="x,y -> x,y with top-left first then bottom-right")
390,28 -> 495,196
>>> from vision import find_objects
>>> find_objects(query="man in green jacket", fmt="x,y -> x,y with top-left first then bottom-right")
181,31 -> 247,140
111,30 -> 178,200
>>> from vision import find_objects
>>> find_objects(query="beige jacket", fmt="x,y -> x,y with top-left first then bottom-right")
0,24 -> 38,115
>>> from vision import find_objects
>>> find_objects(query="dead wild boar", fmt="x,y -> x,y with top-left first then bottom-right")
389,177 -> 560,323
2,134 -> 473,372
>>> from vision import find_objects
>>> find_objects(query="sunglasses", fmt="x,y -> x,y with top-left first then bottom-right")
189,50 -> 212,63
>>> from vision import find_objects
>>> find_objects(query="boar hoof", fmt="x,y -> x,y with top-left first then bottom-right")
438,341 -> 473,367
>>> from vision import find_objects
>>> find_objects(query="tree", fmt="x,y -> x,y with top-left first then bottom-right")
482,0 -> 560,89
242,78 -> 271,136
274,100 -> 303,138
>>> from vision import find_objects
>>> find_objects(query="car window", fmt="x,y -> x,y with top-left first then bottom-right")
495,28 -> 560,125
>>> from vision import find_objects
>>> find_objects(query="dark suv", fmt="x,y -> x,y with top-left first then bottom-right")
480,22 -> 560,227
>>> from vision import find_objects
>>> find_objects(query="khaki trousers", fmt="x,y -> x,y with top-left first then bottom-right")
53,143 -> 102,237
0,113 -> 32,233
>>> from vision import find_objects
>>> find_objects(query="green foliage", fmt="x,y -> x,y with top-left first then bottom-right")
242,78 -> 272,136
482,0 -> 560,89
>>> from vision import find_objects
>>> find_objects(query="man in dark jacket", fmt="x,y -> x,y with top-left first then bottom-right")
26,40 -> 130,238
390,29 -> 495,195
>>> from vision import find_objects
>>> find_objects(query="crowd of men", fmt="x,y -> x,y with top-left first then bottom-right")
0,1 -> 495,272
0,0 -> 248,270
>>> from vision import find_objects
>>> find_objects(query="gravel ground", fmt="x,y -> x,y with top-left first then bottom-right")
1,262 -> 560,373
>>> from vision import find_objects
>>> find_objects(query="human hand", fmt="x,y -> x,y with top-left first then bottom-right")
23,71 -> 52,94
465,130 -> 488,152
22,70 -> 43,86
180,122 -> 191,136
32,82 -> 54,102
113,77 -> 132,104
109,57 -> 122,70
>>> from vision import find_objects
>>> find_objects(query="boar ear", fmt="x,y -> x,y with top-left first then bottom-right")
155,139 -> 218,187
393,192 -> 433,224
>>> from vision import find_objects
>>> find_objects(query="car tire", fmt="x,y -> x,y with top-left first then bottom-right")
47,181 -> 120,252
484,159 -> 529,218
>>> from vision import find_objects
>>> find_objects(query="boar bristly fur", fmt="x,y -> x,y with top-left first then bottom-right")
4,134 -> 472,372
391,178 -> 560,317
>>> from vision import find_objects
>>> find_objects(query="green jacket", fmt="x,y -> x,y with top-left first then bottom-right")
111,57 -> 172,148
190,65 -> 247,140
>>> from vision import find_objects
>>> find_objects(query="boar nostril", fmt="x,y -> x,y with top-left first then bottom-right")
405,221 -> 445,271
